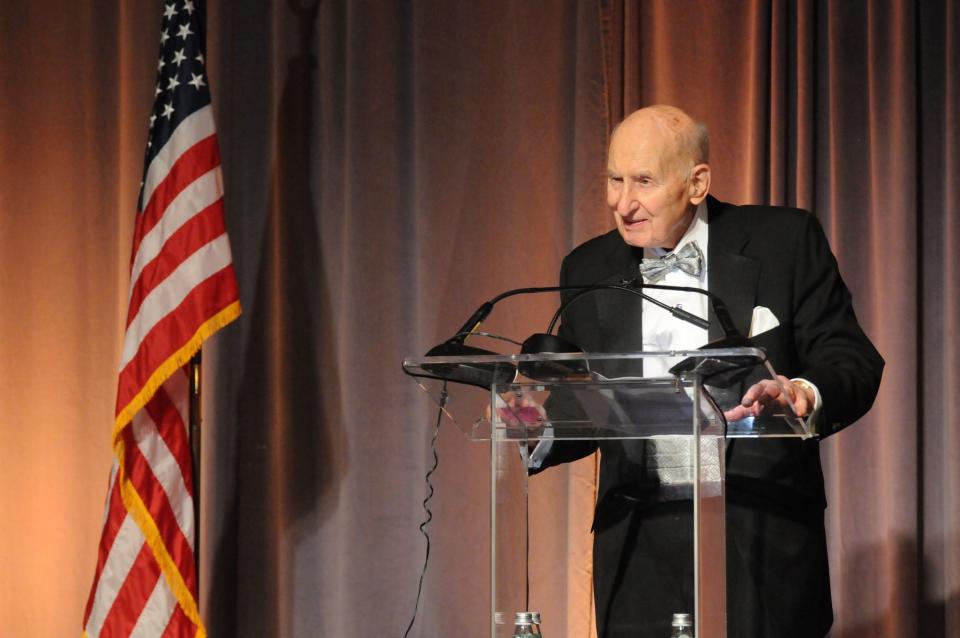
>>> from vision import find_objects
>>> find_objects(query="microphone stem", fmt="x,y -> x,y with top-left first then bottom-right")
546,285 -> 708,334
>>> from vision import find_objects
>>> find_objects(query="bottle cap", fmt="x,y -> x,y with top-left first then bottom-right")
672,613 -> 693,627
514,611 -> 534,625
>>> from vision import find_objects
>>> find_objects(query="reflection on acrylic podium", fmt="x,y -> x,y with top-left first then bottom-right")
403,349 -> 812,638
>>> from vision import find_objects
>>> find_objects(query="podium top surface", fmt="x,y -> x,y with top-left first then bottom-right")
402,346 -> 767,366
402,349 -> 813,441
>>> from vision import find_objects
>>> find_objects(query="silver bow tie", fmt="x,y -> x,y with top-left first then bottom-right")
639,241 -> 703,283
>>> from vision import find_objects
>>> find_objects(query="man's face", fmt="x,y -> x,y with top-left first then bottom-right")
606,122 -> 696,250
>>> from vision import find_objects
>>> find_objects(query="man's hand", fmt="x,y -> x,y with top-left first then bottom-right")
723,375 -> 815,422
483,389 -> 547,425
495,390 -> 547,431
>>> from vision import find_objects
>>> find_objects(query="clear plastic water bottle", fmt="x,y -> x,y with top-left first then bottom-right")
670,613 -> 693,638
512,611 -> 542,637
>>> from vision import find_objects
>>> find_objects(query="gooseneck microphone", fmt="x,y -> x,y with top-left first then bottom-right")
416,279 -> 751,388
446,281 -> 713,344
545,276 -> 744,343
423,284 -> 653,387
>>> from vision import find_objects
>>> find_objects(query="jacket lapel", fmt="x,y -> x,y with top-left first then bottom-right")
706,197 -> 759,342
597,264 -> 644,351
595,247 -> 645,376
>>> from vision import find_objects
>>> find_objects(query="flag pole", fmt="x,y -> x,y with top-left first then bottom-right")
189,350 -> 203,593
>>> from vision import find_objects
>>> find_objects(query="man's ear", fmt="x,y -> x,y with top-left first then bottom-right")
688,163 -> 711,205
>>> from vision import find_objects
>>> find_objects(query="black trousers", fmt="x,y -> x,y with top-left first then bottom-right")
592,495 -> 833,638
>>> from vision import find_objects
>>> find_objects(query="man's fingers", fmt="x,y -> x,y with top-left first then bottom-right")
496,391 -> 546,427
723,404 -> 751,421
740,380 -> 782,407
739,382 -> 762,405
734,377 -> 813,420
793,393 -> 809,417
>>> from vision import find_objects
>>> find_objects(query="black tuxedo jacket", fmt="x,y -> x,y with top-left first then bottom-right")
537,196 -> 884,637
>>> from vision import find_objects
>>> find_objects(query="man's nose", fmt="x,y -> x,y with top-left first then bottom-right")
616,187 -> 638,215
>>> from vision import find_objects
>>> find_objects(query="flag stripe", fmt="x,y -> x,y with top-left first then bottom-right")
129,163 -> 223,307
141,106 -> 216,216
116,267 -> 239,418
162,367 -> 191,432
123,425 -> 197,593
127,197 -> 227,330
133,402 -> 195,551
120,234 -> 235,370
128,577 -> 178,638
84,516 -> 146,638
161,604 -> 193,638
135,133 -> 220,255
101,461 -> 119,527
99,545 -> 162,638
115,436 -> 205,634
114,296 -> 240,447
143,372 -> 195,498
83,474 -> 126,626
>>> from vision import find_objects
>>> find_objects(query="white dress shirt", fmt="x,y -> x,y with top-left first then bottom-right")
640,203 -> 721,496
640,202 -> 710,371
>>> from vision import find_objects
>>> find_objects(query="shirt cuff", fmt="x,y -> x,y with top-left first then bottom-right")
526,429 -> 554,470
790,377 -> 822,435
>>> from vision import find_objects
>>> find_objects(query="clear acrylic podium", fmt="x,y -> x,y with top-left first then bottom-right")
402,348 -> 813,638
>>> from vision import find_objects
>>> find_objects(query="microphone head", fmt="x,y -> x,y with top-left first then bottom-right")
518,333 -> 589,381
667,334 -> 761,387
421,340 -> 517,389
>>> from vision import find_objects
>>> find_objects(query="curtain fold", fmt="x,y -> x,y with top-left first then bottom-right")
598,1 -> 957,635
0,3 -> 155,636
204,2 -> 610,635
0,1 -> 957,636
918,1 -> 960,634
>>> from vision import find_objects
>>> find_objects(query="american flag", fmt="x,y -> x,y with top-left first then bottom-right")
83,1 -> 240,636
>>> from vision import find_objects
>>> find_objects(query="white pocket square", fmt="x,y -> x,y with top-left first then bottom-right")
748,306 -> 780,337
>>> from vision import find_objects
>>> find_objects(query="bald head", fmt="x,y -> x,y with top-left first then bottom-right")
606,105 -> 712,249
611,105 -> 709,175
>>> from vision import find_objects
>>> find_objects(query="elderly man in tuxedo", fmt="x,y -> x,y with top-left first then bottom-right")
532,105 -> 883,638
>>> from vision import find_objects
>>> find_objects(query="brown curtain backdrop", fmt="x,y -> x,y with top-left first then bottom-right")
601,1 -> 958,634
0,1 -> 957,637
0,3 -> 157,636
